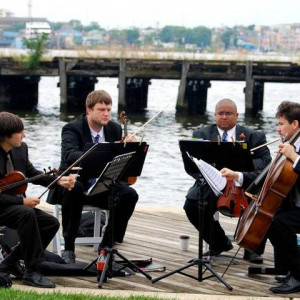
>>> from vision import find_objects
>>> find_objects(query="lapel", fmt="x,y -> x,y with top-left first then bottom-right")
209,126 -> 220,141
82,115 -> 94,145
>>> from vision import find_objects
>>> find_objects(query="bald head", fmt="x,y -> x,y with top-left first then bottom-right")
214,99 -> 239,131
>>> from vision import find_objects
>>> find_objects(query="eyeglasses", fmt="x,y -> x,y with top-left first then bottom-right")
216,112 -> 234,116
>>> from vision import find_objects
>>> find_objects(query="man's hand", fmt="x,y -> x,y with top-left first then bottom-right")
220,168 -> 239,181
123,134 -> 137,143
58,175 -> 76,191
277,143 -> 299,162
23,197 -> 40,208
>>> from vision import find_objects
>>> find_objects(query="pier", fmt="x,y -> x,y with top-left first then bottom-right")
1,54 -> 300,114
12,203 -> 297,298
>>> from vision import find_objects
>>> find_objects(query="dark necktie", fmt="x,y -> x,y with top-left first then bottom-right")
94,134 -> 100,143
6,154 -> 14,174
222,131 -> 228,142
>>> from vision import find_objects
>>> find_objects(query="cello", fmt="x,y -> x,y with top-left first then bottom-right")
235,128 -> 300,252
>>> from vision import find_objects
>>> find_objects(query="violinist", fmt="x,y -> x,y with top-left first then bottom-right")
0,112 -> 76,288
184,99 -> 271,262
47,90 -> 138,264
263,101 -> 300,294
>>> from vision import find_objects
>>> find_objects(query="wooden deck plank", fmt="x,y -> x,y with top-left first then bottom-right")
12,204 -> 300,298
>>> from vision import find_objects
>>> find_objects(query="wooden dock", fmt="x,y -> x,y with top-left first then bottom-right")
11,205 -> 300,299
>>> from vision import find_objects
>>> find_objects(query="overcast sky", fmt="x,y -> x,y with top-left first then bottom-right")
2,0 -> 300,29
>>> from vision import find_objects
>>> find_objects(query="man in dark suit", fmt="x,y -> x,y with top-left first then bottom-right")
184,98 -> 271,261
0,112 -> 75,288
265,101 -> 300,294
48,90 -> 138,264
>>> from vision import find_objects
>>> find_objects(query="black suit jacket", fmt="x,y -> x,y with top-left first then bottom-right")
186,124 -> 271,200
59,114 -> 122,173
47,114 -> 122,204
0,143 -> 54,207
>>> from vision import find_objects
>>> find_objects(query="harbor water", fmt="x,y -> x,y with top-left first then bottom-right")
14,77 -> 300,207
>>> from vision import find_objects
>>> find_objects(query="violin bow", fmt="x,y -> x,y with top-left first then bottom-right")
38,143 -> 98,199
124,103 -> 170,141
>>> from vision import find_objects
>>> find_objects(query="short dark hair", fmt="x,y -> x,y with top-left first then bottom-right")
275,101 -> 300,124
0,112 -> 24,142
86,90 -> 112,109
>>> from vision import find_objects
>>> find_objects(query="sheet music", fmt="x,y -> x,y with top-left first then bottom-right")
186,152 -> 226,196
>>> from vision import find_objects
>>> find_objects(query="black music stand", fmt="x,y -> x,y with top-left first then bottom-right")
152,151 -> 232,290
152,140 -> 255,289
83,152 -> 152,288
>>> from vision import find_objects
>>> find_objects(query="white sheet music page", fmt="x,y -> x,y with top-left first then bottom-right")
193,157 -> 226,196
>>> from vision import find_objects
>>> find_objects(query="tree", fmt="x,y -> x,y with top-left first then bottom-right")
69,19 -> 83,31
83,22 -> 102,32
125,28 -> 139,44
22,33 -> 49,69
187,26 -> 212,47
221,28 -> 234,50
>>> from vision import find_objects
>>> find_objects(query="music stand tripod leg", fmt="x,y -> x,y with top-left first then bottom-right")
152,180 -> 232,291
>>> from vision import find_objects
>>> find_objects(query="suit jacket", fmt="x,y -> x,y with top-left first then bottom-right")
186,124 -> 272,200
59,114 -> 122,173
47,114 -> 122,204
0,143 -> 54,207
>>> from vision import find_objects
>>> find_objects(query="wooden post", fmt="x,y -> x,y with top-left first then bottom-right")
59,58 -> 67,111
245,61 -> 254,114
176,61 -> 190,112
118,59 -> 126,109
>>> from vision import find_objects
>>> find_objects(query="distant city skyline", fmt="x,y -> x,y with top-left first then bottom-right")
2,0 -> 300,29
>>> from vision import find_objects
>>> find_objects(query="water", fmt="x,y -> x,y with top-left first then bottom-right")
15,77 -> 300,207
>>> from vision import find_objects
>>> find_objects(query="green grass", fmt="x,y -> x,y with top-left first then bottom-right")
0,289 -> 168,300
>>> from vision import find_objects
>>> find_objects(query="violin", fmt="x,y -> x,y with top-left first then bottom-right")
119,111 -> 137,185
217,180 -> 248,218
235,129 -> 300,252
0,168 -> 56,195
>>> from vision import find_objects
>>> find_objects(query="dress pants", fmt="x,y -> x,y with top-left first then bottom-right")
0,205 -> 59,267
268,207 -> 300,279
61,180 -> 138,250
184,197 -> 230,250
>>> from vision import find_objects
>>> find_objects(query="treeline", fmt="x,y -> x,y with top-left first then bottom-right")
4,19 -> 257,50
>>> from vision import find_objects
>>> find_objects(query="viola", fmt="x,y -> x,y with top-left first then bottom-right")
119,111 -> 137,185
0,168 -> 56,195
235,128 -> 300,252
217,179 -> 248,218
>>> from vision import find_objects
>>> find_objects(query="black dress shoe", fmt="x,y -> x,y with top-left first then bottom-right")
62,250 -> 76,264
0,260 -> 25,279
248,252 -> 263,264
270,276 -> 300,294
275,273 -> 290,283
203,240 -> 233,257
22,271 -> 55,288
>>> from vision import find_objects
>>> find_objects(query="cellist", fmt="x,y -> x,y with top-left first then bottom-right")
263,101 -> 300,294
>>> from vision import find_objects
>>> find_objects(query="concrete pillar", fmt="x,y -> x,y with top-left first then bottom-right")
66,76 -> 98,111
58,58 -> 67,111
124,78 -> 151,112
184,79 -> 211,114
118,59 -> 126,109
245,61 -> 255,114
0,75 -> 40,110
253,81 -> 264,111
176,61 -> 190,112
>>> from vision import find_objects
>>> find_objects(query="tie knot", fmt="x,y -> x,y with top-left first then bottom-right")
94,134 -> 100,143
222,131 -> 228,142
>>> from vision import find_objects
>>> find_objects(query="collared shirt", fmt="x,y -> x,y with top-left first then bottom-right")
217,126 -> 236,143
89,126 -> 105,143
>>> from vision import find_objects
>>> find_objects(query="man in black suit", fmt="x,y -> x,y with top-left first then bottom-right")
0,112 -> 75,288
265,101 -> 300,294
48,90 -> 138,264
184,98 -> 271,261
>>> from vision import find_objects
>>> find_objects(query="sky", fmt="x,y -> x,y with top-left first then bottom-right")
2,0 -> 300,29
